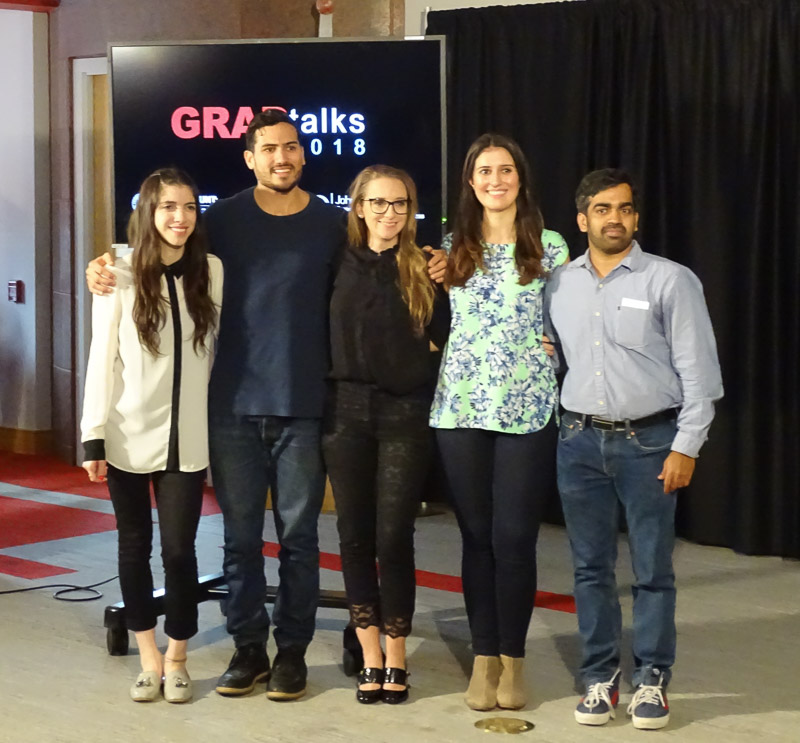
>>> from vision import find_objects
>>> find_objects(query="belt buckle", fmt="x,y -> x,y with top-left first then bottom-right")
591,416 -> 616,431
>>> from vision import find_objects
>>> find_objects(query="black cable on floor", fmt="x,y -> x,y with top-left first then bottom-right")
0,575 -> 118,602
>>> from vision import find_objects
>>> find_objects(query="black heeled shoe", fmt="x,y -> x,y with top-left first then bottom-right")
382,667 -> 409,704
356,667 -> 384,704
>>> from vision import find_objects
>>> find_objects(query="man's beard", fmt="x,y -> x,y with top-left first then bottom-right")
264,166 -> 302,193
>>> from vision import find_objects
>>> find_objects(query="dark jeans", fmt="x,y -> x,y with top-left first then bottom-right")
106,465 -> 205,640
322,381 -> 432,638
209,414 -> 325,650
436,419 -> 556,657
557,412 -> 678,687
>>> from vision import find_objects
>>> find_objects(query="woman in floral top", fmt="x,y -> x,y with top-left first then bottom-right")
430,133 -> 568,711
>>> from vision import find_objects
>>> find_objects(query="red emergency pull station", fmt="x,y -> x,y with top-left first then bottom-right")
8,280 -> 24,303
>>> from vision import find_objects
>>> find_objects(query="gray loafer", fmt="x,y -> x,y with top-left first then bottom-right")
130,670 -> 161,702
164,668 -> 192,703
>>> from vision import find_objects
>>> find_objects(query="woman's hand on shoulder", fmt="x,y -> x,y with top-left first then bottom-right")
82,460 -> 107,483
424,246 -> 447,284
86,252 -> 116,296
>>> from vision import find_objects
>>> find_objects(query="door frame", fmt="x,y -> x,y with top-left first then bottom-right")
72,56 -> 108,462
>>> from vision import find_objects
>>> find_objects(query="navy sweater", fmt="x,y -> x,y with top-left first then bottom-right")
205,188 -> 346,418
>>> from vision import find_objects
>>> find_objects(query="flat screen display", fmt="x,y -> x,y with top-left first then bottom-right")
109,39 -> 446,246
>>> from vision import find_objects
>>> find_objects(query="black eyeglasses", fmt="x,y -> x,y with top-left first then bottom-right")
362,198 -> 410,215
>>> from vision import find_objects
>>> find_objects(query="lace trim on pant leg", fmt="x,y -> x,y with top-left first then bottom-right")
350,603 -> 380,630
382,616 -> 411,639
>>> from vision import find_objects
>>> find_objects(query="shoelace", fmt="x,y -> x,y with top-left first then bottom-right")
627,683 -> 665,714
582,678 -> 616,715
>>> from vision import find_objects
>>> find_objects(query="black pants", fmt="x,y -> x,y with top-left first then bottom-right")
436,418 -> 556,657
322,382 -> 432,638
106,464 -> 205,640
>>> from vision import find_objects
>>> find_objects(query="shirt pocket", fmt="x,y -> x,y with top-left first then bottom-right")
614,305 -> 649,348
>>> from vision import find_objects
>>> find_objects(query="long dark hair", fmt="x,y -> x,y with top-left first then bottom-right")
127,168 -> 217,356
446,133 -> 545,287
347,164 -> 434,333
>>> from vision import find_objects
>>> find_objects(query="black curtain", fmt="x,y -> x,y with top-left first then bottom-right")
427,0 -> 800,558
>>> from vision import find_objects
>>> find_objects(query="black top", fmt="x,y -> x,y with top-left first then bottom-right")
204,189 -> 346,417
328,244 -> 450,396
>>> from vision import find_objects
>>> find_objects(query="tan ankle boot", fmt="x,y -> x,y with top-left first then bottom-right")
465,655 -> 501,710
497,654 -> 527,709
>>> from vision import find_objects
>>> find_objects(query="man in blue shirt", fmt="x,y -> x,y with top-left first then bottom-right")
546,169 -> 723,730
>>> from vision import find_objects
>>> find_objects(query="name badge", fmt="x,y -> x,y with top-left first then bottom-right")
620,297 -> 650,310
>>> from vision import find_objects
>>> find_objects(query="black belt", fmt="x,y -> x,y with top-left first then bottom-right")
566,408 -> 678,432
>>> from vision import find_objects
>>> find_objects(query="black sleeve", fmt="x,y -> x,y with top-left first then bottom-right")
423,248 -> 451,348
332,211 -> 348,272
427,284 -> 451,350
83,439 -> 106,462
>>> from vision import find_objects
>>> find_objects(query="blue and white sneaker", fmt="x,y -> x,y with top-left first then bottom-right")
574,669 -> 621,726
627,668 -> 670,730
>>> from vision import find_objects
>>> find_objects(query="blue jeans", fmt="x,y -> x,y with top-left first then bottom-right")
209,414 -> 325,650
557,412 -> 677,688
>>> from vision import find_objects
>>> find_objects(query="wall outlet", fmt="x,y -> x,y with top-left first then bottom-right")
7,280 -> 24,303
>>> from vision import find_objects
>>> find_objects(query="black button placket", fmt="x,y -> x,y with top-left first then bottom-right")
164,269 -> 182,472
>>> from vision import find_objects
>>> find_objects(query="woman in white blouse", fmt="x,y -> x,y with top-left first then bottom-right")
81,168 -> 223,703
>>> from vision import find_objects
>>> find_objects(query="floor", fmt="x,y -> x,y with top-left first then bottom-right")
1,452 -> 799,743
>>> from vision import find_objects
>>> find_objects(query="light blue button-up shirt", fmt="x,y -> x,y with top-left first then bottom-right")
545,241 -> 723,458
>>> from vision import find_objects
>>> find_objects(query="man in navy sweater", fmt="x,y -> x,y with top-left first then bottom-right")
203,110 -> 345,700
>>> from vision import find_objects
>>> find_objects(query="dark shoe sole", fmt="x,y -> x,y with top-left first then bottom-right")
382,689 -> 409,704
357,688 -> 383,704
266,687 -> 306,701
215,670 -> 270,696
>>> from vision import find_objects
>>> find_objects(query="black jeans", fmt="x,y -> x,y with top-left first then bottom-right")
106,465 -> 205,640
322,381 -> 432,638
436,418 -> 556,657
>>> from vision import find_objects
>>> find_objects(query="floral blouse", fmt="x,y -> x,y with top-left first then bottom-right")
430,229 -> 569,433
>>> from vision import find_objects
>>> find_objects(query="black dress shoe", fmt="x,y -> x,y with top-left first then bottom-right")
382,667 -> 409,704
356,667 -> 384,704
215,644 -> 270,696
267,646 -> 307,700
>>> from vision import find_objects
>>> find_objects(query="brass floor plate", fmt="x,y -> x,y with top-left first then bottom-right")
474,717 -> 535,734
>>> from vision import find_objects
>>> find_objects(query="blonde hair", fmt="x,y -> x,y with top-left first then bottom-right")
347,165 -> 435,333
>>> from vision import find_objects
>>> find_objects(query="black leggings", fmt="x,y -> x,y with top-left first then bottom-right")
106,465 -> 205,640
322,382 -> 432,638
436,419 -> 556,657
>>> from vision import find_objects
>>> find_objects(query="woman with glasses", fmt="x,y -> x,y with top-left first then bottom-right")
323,164 -> 449,704
81,168 -> 222,703
430,134 -> 568,710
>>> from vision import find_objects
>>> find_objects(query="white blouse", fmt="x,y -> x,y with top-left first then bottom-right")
81,253 -> 224,473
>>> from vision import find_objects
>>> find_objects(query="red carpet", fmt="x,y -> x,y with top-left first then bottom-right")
0,452 -> 111,500
0,452 -> 576,612
0,554 -> 76,579
0,451 -> 219,579
0,451 -> 221,514
0,494 -> 117,549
